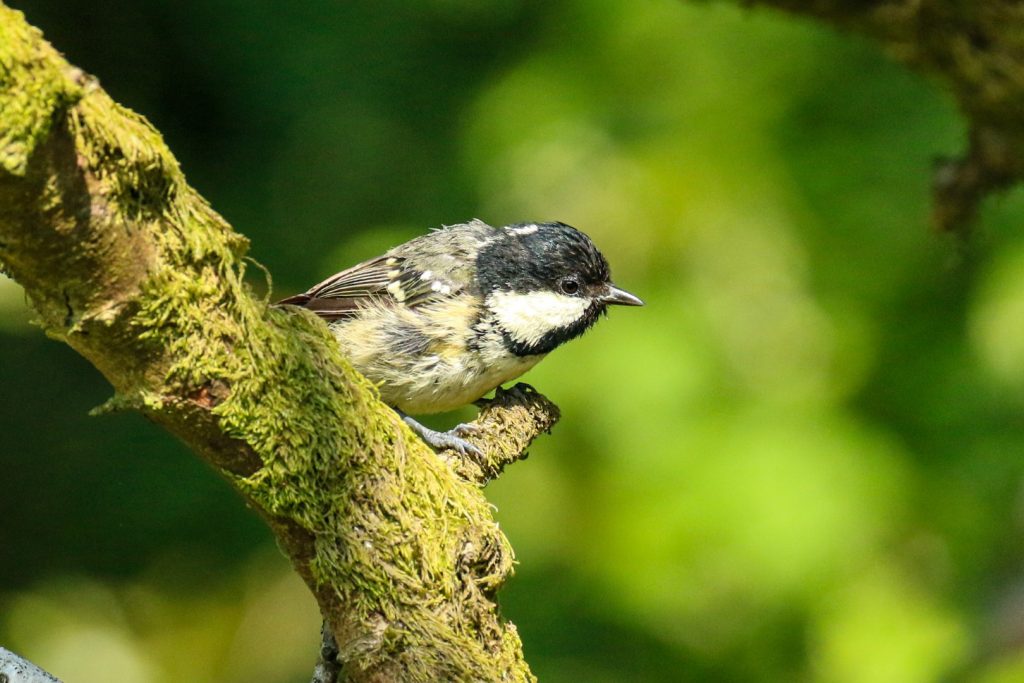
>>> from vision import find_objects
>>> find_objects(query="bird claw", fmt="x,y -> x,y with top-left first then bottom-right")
420,428 -> 482,457
398,411 -> 483,457
495,382 -> 535,404
434,431 -> 483,458
453,422 -> 481,437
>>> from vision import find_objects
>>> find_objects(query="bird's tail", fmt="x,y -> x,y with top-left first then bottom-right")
275,292 -> 312,307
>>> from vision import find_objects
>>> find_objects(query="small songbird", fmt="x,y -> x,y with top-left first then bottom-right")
279,219 -> 643,455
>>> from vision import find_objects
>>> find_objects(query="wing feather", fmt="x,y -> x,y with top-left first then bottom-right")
277,254 -> 464,321
277,221 -> 496,321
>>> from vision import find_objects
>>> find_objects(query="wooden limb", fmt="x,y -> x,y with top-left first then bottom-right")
0,4 -> 545,681
742,0 -> 1024,235
444,384 -> 561,485
0,648 -> 61,683
311,621 -> 342,683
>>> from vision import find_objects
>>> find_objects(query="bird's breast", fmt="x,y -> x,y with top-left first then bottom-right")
328,298 -> 545,414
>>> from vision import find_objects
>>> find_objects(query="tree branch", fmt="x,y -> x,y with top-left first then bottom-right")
741,0 -> 1024,235
311,622 -> 343,683
0,5 -> 558,680
0,648 -> 61,683
448,384 -> 560,485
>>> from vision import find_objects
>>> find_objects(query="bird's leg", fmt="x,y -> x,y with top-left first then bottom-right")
396,409 -> 483,457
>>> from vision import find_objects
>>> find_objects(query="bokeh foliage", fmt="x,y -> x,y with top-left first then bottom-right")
3,0 -> 1024,681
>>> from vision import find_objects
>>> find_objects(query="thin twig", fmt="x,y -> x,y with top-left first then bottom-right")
311,621 -> 342,683
0,648 -> 62,683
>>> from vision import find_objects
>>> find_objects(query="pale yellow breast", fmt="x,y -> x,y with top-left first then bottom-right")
329,299 -> 545,415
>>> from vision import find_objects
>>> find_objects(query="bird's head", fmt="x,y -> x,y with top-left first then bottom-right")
476,221 -> 643,356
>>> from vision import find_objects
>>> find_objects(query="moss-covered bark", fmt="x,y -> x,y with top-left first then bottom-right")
0,5 -> 555,681
737,0 -> 1024,234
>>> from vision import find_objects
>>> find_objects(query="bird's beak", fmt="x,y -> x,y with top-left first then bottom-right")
601,284 -> 644,307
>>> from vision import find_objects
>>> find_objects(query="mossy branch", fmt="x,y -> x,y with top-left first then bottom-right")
0,5 -> 557,681
447,385 -> 561,484
740,0 -> 1024,235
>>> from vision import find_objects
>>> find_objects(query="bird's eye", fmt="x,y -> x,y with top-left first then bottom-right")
560,277 -> 580,295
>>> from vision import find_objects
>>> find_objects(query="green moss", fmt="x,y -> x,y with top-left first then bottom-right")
0,18 -> 528,679
0,4 -> 535,679
0,5 -> 534,678
0,5 -> 82,176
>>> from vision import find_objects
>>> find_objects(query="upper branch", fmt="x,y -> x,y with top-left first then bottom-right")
0,5 -> 556,681
747,0 -> 1024,235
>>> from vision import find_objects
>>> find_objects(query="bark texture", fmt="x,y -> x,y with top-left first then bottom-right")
744,0 -> 1024,234
0,5 -> 557,681
0,648 -> 61,683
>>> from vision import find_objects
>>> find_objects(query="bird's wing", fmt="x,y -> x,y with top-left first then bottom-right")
277,220 -> 494,321
277,254 -> 466,321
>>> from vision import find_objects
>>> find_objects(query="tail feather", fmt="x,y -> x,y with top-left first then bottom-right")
275,291 -> 361,321
275,292 -> 312,307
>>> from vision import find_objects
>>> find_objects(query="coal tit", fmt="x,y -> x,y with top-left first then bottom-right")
279,219 -> 643,455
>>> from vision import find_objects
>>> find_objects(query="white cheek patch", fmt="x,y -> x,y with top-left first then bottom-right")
487,290 -> 590,346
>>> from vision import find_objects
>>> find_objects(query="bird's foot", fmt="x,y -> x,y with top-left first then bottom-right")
452,422 -> 481,438
476,382 -> 537,408
399,412 -> 483,457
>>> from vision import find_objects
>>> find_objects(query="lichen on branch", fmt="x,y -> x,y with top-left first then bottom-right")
0,4 -> 555,681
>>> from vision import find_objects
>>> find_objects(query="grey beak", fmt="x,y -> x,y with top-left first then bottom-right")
602,284 -> 644,307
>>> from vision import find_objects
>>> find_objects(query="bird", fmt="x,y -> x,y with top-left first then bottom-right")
278,219 -> 643,456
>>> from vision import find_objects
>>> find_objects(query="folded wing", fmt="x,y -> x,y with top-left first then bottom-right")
277,255 -> 464,321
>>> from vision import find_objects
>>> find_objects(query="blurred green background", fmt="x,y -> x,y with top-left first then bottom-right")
3,1 -> 1024,681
